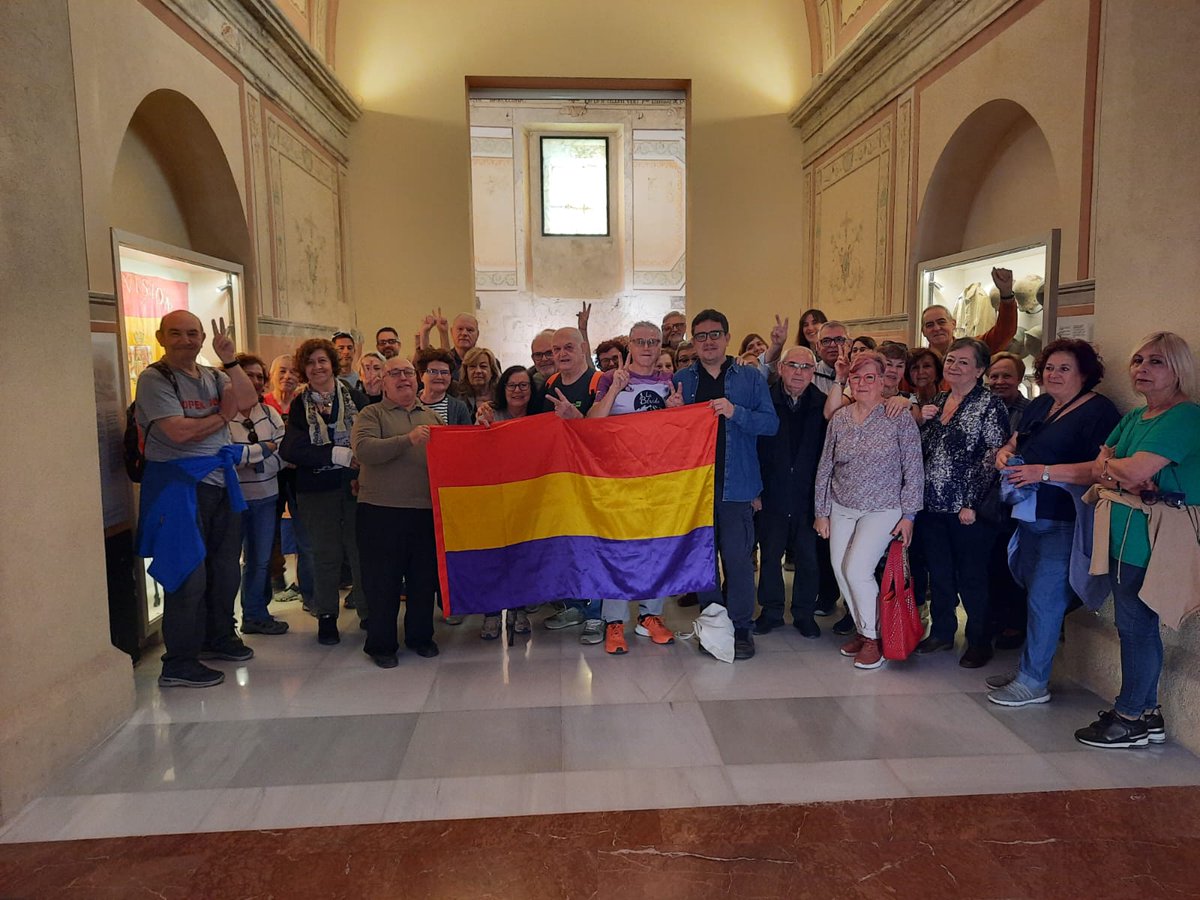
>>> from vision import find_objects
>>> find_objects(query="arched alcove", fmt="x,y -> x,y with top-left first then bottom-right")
111,89 -> 252,291
914,99 -> 1060,266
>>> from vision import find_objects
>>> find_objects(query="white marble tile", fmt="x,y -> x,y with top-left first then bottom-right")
431,618 -> 566,665
286,662 -> 436,716
683,650 -> 830,702
399,707 -> 562,778
423,658 -> 563,712
199,781 -> 398,831
560,765 -> 736,814
561,701 -> 722,771
0,790 -> 222,843
560,653 -> 694,706
726,760 -> 912,804
701,698 -> 860,765
129,666 -> 314,724
381,778 -> 445,822
429,772 -> 567,820
834,692 -> 1040,759
1045,746 -> 1200,790
798,646 -> 1000,697
885,753 -> 1075,797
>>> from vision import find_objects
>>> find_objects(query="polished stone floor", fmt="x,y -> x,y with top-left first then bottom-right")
4,788 -> 1200,898
4,596 -> 1200,846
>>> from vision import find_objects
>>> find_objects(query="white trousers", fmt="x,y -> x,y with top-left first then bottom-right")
828,502 -> 900,640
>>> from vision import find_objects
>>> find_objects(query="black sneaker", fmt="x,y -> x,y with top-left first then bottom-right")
733,628 -> 756,660
793,618 -> 821,639
406,640 -> 440,659
1145,706 -> 1166,744
1075,709 -> 1150,749
753,616 -> 784,635
199,638 -> 254,661
241,618 -> 289,635
832,613 -> 856,636
368,652 -> 399,669
158,662 -> 225,688
317,614 -> 341,645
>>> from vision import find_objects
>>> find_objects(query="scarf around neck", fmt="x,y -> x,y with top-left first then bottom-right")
303,380 -> 356,448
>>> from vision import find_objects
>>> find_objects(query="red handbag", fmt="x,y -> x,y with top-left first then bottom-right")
879,539 -> 923,661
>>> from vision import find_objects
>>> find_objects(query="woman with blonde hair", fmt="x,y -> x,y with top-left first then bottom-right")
455,346 -> 501,418
1073,332 -> 1200,748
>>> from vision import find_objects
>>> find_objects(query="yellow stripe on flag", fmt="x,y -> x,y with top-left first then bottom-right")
439,465 -> 714,552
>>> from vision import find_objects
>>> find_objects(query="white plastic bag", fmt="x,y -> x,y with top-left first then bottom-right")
691,603 -> 735,664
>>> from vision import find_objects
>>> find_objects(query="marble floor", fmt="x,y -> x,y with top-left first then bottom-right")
4,596 -> 1200,847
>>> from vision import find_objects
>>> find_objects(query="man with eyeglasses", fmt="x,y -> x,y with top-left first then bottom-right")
673,309 -> 779,660
662,310 -> 687,350
811,321 -> 850,396
528,328 -> 557,388
333,331 -> 360,388
351,357 -> 444,667
376,327 -> 402,360
228,353 -> 289,636
921,267 -> 1018,358
542,326 -> 607,641
754,346 -> 827,639
587,322 -> 685,653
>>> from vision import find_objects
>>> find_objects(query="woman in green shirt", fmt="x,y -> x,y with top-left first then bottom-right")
1075,331 -> 1200,749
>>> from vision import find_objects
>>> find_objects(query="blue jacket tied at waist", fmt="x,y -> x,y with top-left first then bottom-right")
136,447 -> 247,592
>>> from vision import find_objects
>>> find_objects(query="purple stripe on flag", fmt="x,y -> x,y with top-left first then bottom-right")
443,528 -> 717,615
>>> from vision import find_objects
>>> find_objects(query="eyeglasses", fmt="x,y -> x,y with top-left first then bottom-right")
387,368 -> 417,378
506,382 -> 531,393
848,374 -> 879,384
693,330 -> 725,342
242,418 -> 259,443
630,337 -> 662,348
1141,490 -> 1186,509
781,361 -> 815,371
426,368 -> 451,378
531,350 -> 554,360
819,336 -> 848,347
663,322 -> 686,333
377,338 -> 400,346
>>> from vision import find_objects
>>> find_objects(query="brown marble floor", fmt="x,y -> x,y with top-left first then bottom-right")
2,786 -> 1198,899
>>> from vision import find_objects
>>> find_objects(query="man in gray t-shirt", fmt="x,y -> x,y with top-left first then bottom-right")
135,310 -> 258,689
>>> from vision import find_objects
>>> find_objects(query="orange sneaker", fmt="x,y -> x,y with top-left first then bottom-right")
605,621 -> 628,655
839,634 -> 865,657
853,637 -> 884,669
635,614 -> 675,645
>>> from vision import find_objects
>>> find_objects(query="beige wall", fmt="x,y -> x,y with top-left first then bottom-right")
0,0 -> 134,822
337,0 -> 811,350
111,121 -> 192,250
1061,0 -> 1200,747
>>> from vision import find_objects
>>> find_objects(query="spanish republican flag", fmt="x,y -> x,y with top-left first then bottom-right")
428,404 -> 718,615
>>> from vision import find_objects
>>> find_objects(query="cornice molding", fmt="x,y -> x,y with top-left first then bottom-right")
790,0 -> 1020,162
159,0 -> 361,159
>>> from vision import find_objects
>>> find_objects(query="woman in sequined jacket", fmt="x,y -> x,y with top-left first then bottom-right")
914,338 -> 1011,669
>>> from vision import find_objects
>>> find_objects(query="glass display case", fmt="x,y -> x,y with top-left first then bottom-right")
916,230 -> 1061,396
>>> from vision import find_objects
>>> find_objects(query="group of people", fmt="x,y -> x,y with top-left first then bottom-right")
135,283 -> 1200,751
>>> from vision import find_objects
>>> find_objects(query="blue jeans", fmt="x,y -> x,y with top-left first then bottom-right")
280,477 -> 315,602
1014,519 -> 1074,691
700,500 -> 756,630
1110,559 -> 1162,718
240,496 -> 279,622
567,598 -> 602,620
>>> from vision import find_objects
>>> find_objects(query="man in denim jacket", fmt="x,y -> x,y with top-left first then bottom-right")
673,309 -> 779,659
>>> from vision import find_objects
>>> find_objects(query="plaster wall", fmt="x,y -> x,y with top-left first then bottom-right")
1060,0 -> 1200,746
337,0 -> 811,352
111,121 -> 193,251
68,0 -> 247,296
0,0 -> 134,822
914,0 -> 1089,281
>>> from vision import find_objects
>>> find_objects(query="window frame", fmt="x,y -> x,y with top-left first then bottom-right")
539,135 -> 611,238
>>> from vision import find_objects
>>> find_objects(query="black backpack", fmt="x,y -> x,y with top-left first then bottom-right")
122,361 -> 183,483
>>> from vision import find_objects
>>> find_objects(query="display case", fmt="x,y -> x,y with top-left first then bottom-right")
916,230 -> 1061,396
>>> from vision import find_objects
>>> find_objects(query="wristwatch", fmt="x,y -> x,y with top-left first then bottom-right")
1041,466 -> 1051,482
